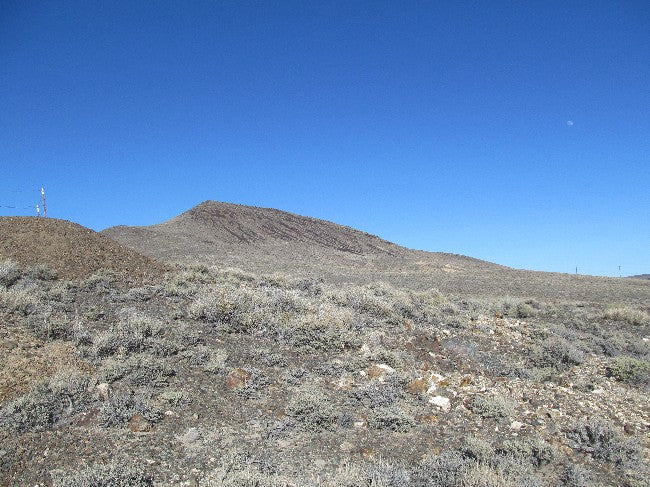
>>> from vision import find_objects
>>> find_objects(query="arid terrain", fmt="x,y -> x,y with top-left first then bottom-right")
1,203 -> 649,486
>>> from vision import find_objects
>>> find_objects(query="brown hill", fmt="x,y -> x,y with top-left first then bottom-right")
0,217 -> 167,280
102,201 -> 650,304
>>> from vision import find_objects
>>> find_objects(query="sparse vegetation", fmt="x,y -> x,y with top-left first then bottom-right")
1,209 -> 649,485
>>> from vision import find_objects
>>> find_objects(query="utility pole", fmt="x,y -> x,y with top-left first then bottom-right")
575,266 -> 578,275
40,187 -> 47,217
618,265 -> 621,277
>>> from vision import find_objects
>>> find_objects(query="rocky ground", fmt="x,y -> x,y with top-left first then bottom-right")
1,260 -> 648,486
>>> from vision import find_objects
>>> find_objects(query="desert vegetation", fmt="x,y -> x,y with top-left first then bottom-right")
1,258 -> 648,486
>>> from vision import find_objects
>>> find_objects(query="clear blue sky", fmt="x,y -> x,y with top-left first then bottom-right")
1,1 -> 648,277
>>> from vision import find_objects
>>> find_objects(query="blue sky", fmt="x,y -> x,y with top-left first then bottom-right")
1,1 -> 648,277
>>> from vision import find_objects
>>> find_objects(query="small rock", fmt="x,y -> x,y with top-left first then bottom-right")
591,387 -> 605,394
353,420 -> 365,428
459,375 -> 473,387
339,441 -> 354,452
429,396 -> 451,411
226,368 -> 251,389
95,383 -> 110,400
624,423 -> 635,436
128,413 -> 152,432
407,379 -> 428,395
164,410 -> 175,417
510,421 -> 524,431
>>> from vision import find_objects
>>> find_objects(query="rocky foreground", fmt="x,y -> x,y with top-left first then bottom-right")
1,260 -> 649,486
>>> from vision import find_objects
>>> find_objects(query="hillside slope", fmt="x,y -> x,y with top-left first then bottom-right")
0,217 -> 166,279
103,201 -> 650,304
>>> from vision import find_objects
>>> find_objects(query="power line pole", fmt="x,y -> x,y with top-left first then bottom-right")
40,187 -> 47,217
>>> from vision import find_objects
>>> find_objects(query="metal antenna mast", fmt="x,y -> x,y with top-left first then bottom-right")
40,187 -> 47,217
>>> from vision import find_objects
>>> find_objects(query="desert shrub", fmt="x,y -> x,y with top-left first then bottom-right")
604,306 -> 649,326
0,260 -> 21,287
332,284 -> 394,318
353,381 -> 404,409
92,314 -> 163,357
47,280 -> 76,303
529,336 -> 584,370
514,302 -> 535,319
496,436 -> 554,468
82,269 -> 117,292
25,264 -> 57,281
124,286 -> 155,302
158,389 -> 190,405
255,350 -> 288,367
459,437 -> 494,464
29,313 -> 71,340
469,394 -> 515,419
127,356 -> 175,387
52,462 -> 153,486
235,368 -> 269,399
286,390 -> 336,431
149,337 -> 183,357
0,372 -> 91,433
203,349 -> 229,373
201,451 -> 289,487
559,463 -> 591,487
281,304 -> 360,352
566,418 -> 639,467
0,287 -> 38,315
100,390 -> 163,427
607,356 -> 650,386
368,406 -> 414,432
189,287 -> 260,333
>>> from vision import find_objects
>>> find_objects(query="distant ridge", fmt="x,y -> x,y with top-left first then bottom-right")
102,200 -> 649,302
629,274 -> 650,280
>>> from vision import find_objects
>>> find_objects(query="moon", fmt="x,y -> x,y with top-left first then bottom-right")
566,120 -> 574,126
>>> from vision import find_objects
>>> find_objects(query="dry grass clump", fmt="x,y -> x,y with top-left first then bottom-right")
603,306 -> 650,326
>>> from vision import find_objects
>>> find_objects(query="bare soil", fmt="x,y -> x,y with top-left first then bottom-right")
1,217 -> 167,280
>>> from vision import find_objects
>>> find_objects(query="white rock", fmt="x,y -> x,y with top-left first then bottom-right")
592,387 -> 605,394
426,384 -> 438,394
429,396 -> 451,411
353,421 -> 365,428
510,421 -> 524,431
95,383 -> 110,400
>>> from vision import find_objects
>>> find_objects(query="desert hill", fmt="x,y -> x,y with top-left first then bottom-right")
0,217 -> 166,279
103,201 -> 649,304
630,274 -> 650,280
